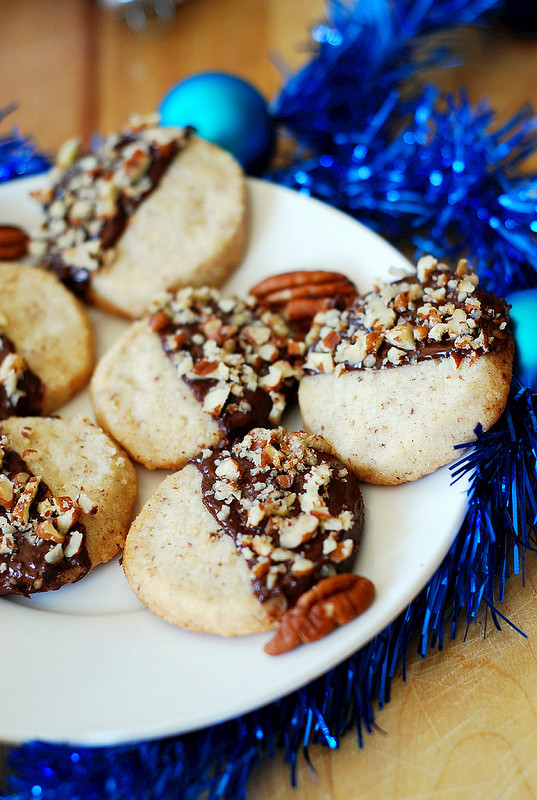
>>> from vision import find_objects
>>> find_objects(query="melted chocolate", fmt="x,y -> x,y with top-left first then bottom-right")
381,272 -> 509,366
0,449 -> 90,597
196,450 -> 364,607
0,335 -> 43,418
306,267 -> 511,373
186,380 -> 274,442
157,299 -> 298,443
42,131 -> 186,298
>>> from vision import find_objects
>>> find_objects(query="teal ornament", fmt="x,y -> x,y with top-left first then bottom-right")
507,288 -> 537,390
159,72 -> 274,175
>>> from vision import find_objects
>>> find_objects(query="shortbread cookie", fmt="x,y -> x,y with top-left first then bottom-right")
123,428 -> 364,636
91,287 -> 302,469
0,416 -> 137,595
31,119 -> 247,318
0,262 -> 94,415
299,256 -> 514,485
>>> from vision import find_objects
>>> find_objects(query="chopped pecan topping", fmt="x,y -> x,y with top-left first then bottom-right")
31,115 -> 192,297
304,256 -> 511,375
152,287 -> 303,439
195,427 -> 364,607
264,573 -> 375,655
0,434 -> 91,596
0,335 -> 43,419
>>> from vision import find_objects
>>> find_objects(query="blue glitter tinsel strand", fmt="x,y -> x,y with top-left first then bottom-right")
3,0 -> 537,798
273,1 -> 537,296
0,106 -> 50,182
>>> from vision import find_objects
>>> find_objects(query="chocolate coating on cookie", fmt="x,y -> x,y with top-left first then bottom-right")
150,287 -> 302,442
32,119 -> 191,297
194,427 -> 364,607
0,262 -> 94,414
0,334 -> 43,418
304,255 -> 511,375
0,438 -> 91,596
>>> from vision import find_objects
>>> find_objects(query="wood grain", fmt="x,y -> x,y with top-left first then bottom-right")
2,3 -> 537,799
249,556 -> 537,799
0,0 -> 324,150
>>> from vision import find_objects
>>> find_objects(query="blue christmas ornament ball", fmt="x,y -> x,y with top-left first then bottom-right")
507,288 -> 537,390
159,72 -> 274,175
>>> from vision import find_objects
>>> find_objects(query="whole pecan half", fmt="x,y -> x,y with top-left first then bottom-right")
250,270 -> 358,332
264,572 -> 375,655
0,225 -> 29,260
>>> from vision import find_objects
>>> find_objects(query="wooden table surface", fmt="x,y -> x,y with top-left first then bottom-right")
2,2 -> 537,799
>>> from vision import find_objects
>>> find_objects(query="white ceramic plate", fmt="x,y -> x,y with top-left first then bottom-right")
0,176 -> 469,746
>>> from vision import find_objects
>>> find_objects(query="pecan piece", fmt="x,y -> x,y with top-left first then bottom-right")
0,225 -> 29,260
250,270 -> 358,330
148,310 -> 170,332
264,573 -> 374,655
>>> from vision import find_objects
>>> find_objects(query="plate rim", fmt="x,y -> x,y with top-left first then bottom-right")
0,174 -> 468,745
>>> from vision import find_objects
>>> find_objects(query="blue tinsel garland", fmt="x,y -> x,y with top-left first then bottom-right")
0,105 -> 50,182
2,1 -> 537,798
4,384 -> 536,800
273,1 -> 537,295
275,89 -> 537,295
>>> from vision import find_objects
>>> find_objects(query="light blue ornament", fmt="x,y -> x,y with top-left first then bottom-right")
159,72 -> 274,175
507,288 -> 537,390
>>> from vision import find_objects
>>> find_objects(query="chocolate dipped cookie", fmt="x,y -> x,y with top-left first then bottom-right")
31,117 -> 247,319
0,416 -> 137,596
123,427 -> 365,636
90,286 -> 302,470
0,262 -> 94,416
299,256 -> 514,485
